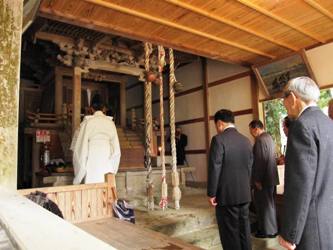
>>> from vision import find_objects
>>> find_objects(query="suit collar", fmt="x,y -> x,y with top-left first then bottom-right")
298,105 -> 319,119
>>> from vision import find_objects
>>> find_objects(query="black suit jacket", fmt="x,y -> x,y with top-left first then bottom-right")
252,132 -> 279,187
281,107 -> 333,249
176,134 -> 187,165
207,127 -> 253,206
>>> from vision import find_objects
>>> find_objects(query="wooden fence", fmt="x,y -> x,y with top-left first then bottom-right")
18,174 -> 117,224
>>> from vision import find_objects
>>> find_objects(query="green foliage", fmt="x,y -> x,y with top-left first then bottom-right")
318,89 -> 332,109
263,88 -> 333,155
263,99 -> 286,154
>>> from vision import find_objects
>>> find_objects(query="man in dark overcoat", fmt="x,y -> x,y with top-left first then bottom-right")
279,76 -> 333,250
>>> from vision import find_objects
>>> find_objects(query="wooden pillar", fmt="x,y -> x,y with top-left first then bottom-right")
201,58 -> 210,159
120,81 -> 126,128
251,73 -> 259,120
55,67 -> 63,123
0,0 -> 23,189
31,135 -> 40,187
72,67 -> 82,134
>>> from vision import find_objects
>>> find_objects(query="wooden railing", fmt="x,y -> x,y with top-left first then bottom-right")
26,110 -> 67,128
18,174 -> 117,224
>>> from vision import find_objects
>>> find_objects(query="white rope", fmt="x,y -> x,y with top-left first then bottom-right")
169,48 -> 181,209
144,42 -> 154,210
157,45 -> 168,210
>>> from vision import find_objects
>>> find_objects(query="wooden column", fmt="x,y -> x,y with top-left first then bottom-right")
0,0 -> 23,189
55,67 -> 63,122
72,67 -> 82,134
31,135 -> 40,187
250,73 -> 259,120
201,58 -> 210,159
120,81 -> 126,128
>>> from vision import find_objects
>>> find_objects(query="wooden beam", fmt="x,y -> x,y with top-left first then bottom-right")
201,58 -> 210,159
120,81 -> 126,128
37,30 -> 135,57
22,0 -> 41,33
304,0 -> 333,21
38,11 -> 247,65
250,73 -> 259,120
72,67 -> 82,134
35,31 -> 74,44
164,0 -> 297,51
54,67 -> 63,118
88,60 -> 143,76
237,0 -> 326,43
83,0 -> 275,59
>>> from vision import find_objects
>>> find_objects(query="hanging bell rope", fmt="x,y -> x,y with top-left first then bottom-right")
144,42 -> 154,211
157,45 -> 168,210
169,48 -> 181,209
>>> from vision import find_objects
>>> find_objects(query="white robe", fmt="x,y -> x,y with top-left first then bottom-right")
71,111 -> 121,184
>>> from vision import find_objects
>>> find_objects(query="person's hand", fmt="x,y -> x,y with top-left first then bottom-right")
278,235 -> 296,250
255,181 -> 263,191
208,197 -> 218,207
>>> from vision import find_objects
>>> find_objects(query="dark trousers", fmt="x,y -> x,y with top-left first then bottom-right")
216,203 -> 252,250
253,186 -> 278,235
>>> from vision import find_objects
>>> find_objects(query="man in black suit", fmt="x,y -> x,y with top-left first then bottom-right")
249,120 -> 279,238
175,126 -> 187,165
207,109 -> 253,250
279,76 -> 333,250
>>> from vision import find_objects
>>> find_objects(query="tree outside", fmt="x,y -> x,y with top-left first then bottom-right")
263,88 -> 333,155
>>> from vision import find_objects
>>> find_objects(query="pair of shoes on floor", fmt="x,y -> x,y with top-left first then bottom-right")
254,232 -> 278,238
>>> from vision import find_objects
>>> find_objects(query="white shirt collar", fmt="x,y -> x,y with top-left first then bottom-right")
223,124 -> 235,131
94,111 -> 105,116
298,103 -> 317,118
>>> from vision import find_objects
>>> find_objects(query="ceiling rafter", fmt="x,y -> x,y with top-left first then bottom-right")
38,11 -> 247,65
83,0 -> 275,59
304,0 -> 333,21
236,0 -> 326,43
164,0 -> 297,51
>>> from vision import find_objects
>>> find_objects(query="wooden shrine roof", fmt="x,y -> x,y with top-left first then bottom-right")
39,0 -> 333,65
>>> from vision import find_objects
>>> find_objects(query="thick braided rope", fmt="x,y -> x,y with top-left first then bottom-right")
169,48 -> 177,172
158,45 -> 168,209
144,42 -> 153,186
169,48 -> 181,209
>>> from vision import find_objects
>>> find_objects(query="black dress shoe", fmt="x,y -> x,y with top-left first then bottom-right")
255,232 -> 277,238
254,232 -> 267,238
266,233 -> 278,238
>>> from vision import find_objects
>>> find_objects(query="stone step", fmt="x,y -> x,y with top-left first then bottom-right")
176,225 -> 220,250
133,194 -> 217,238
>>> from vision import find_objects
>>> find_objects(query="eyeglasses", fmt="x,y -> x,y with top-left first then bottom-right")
283,90 -> 292,99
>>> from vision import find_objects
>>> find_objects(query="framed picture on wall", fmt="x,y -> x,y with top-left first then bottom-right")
252,50 -> 316,98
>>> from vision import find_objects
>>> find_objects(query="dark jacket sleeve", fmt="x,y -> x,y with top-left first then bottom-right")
181,134 -> 188,147
207,136 -> 223,197
280,122 -> 317,244
252,138 -> 266,183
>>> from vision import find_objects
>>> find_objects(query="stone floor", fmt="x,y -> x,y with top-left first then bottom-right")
124,187 -> 284,250
0,225 -> 16,250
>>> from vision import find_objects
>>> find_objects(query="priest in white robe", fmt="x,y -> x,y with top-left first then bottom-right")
71,96 -> 121,184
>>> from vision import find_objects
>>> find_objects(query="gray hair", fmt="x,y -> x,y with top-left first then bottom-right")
287,76 -> 320,103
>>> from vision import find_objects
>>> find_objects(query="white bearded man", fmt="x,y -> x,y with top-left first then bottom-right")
71,95 -> 121,184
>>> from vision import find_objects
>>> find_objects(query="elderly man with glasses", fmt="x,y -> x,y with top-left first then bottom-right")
278,76 -> 333,250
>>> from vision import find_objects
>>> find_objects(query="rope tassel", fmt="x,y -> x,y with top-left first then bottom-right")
159,177 -> 168,209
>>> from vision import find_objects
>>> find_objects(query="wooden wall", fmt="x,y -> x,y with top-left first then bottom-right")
126,59 -> 255,184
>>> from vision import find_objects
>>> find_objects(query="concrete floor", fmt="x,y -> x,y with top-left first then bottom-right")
125,187 -> 284,250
